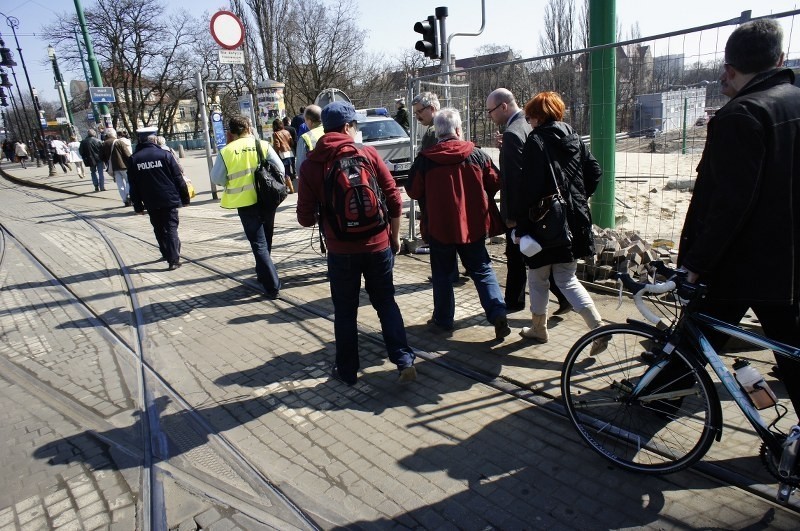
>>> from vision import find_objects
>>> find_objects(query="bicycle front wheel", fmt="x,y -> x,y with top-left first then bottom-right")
561,323 -> 721,474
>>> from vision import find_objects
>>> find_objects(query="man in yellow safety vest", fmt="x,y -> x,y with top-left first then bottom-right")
295,104 -> 323,171
210,115 -> 286,299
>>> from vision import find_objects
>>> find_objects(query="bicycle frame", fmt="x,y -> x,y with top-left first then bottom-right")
657,310 -> 800,455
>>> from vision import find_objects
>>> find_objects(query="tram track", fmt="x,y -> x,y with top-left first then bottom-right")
0,181 -> 319,530
1,178 -> 798,523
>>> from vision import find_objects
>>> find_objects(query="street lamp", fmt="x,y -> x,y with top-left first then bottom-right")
48,44 -> 75,138
1,33 -> 40,165
0,12 -> 56,175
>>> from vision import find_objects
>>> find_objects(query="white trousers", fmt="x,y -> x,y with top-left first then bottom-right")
113,170 -> 129,202
528,261 -> 595,315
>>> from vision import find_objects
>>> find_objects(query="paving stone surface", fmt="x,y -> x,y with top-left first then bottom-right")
1,156 -> 798,529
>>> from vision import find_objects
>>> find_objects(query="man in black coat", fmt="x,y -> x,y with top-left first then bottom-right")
290,107 -> 306,134
487,88 -> 572,315
678,18 -> 800,414
128,128 -> 190,270
78,129 -> 105,192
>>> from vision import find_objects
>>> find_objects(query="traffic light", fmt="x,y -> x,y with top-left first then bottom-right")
0,87 -> 8,107
414,16 -> 439,59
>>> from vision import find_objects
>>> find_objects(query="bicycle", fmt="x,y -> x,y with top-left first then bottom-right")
560,261 -> 800,503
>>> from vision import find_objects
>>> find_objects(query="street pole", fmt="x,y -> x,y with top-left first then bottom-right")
48,45 -> 75,138
588,0 -> 616,228
6,64 -> 39,165
681,96 -> 688,155
0,12 -> 55,175
7,88 -> 25,141
196,71 -> 217,199
1,34 -> 38,165
74,0 -> 111,129
436,7 -> 449,107
75,27 -> 100,129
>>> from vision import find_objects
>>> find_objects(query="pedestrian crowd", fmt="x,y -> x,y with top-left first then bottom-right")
4,19 -> 796,405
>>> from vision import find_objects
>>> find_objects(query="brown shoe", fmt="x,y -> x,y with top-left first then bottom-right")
398,366 -> 417,384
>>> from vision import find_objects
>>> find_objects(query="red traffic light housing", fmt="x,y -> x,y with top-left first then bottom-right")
414,16 -> 439,60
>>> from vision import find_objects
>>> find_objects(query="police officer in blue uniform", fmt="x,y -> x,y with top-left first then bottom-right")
128,127 -> 190,270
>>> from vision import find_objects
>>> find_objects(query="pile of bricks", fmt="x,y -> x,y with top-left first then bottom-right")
578,227 -> 679,284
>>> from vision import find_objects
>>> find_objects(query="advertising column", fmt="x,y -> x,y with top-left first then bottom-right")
256,79 -> 286,140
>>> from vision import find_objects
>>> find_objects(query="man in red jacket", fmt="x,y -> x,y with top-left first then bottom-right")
408,108 -> 511,340
296,101 -> 416,386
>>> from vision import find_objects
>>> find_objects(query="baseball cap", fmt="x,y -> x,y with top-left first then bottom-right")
321,101 -> 366,132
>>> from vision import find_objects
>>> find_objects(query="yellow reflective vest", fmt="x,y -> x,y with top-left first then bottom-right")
301,125 -> 324,151
218,136 -> 271,209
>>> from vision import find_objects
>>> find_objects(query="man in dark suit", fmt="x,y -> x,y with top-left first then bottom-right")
487,88 -> 572,315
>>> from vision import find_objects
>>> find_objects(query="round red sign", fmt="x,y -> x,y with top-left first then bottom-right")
210,11 -> 245,50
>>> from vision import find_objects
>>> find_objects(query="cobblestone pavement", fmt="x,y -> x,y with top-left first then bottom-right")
1,154 -> 798,529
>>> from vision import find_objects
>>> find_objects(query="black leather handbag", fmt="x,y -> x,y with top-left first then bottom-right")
529,140 -> 572,249
254,139 -> 288,212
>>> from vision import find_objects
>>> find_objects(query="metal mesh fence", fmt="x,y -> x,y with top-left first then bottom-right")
407,9 -> 799,269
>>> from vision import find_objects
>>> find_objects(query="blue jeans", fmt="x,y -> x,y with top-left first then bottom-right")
327,247 -> 415,380
429,238 -> 506,328
238,204 -> 280,295
89,164 -> 105,190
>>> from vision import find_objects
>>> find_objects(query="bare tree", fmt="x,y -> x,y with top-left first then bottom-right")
43,0 -> 206,134
244,0 -> 291,82
539,0 -> 576,68
280,0 -> 367,109
537,0 -> 588,129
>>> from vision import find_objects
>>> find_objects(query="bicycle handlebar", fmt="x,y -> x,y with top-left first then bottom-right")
611,261 -> 693,326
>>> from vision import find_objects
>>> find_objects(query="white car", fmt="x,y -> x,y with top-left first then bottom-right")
357,108 -> 412,181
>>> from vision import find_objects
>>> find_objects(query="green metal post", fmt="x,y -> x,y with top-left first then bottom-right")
49,47 -> 75,130
73,0 -> 110,128
75,27 -> 100,128
682,97 -> 687,155
589,0 -> 616,228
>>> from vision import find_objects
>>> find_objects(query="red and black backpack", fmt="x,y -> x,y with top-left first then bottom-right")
322,153 -> 388,241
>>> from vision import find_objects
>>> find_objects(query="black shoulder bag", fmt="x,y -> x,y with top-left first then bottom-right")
253,139 -> 288,212
528,137 -> 572,249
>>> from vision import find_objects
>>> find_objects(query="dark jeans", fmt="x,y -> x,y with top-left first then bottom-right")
282,156 -> 296,177
55,153 -> 69,172
327,247 -> 415,380
699,299 -> 800,416
89,164 -> 105,190
148,207 -> 181,265
429,237 -> 506,328
505,229 -> 527,308
238,204 -> 280,295
654,298 -> 800,417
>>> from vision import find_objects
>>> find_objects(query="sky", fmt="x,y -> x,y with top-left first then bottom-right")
1,0 -> 798,105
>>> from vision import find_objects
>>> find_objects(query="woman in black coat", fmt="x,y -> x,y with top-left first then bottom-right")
511,91 -> 606,351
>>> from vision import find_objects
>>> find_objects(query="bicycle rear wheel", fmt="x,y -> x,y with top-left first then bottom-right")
561,323 -> 721,474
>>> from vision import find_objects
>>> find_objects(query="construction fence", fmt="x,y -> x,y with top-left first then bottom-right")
405,8 -> 799,280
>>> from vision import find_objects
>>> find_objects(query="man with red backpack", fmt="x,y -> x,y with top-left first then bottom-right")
297,101 -> 416,386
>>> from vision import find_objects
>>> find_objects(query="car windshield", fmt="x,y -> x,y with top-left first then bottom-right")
360,120 -> 408,142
